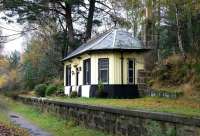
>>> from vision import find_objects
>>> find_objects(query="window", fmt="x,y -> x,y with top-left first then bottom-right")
66,65 -> 71,86
98,58 -> 109,84
128,60 -> 135,84
83,59 -> 91,85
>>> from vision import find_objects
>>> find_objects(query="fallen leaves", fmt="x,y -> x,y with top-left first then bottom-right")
0,123 -> 30,136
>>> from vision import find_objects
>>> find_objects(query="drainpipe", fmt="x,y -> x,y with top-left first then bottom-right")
134,59 -> 136,85
121,51 -> 124,85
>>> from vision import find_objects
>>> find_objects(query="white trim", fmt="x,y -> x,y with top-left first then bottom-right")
81,85 -> 91,98
64,86 -> 71,96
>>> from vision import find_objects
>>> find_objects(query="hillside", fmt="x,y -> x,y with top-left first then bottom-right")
149,54 -> 200,100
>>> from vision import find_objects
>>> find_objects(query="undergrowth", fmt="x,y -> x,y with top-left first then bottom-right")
150,54 -> 200,99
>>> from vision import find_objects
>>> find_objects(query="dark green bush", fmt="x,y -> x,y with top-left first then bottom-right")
70,91 -> 78,98
97,81 -> 107,98
46,85 -> 57,96
56,85 -> 64,96
194,64 -> 200,75
34,84 -> 47,97
4,91 -> 19,100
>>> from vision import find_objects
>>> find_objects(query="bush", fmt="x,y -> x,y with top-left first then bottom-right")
56,85 -> 64,96
70,91 -> 78,98
97,81 -> 107,98
46,85 -> 57,96
34,84 -> 47,97
4,91 -> 19,100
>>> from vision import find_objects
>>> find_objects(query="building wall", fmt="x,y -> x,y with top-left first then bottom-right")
64,51 -> 145,87
112,52 -> 144,84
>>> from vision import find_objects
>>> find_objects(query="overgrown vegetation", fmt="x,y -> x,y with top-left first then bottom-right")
70,91 -> 78,98
97,81 -> 107,98
150,53 -> 200,100
46,84 -> 57,96
34,84 -> 47,97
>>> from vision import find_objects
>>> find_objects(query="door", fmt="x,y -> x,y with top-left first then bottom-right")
83,59 -> 91,85
76,67 -> 79,86
128,59 -> 136,84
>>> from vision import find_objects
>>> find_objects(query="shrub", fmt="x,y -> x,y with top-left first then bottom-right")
97,81 -> 104,92
34,84 -> 47,97
194,64 -> 200,75
70,91 -> 78,98
97,81 -> 107,98
4,91 -> 19,100
56,85 -> 64,96
46,85 -> 57,96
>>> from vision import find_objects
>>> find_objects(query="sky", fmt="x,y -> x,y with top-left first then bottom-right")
0,17 -> 25,55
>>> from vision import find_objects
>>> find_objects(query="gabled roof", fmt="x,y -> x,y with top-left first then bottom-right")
63,28 -> 150,61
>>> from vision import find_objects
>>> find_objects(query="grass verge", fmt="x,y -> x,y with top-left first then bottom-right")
0,95 -> 110,136
47,96 -> 200,117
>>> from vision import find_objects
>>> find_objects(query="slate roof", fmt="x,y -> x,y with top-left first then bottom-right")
63,28 -> 150,61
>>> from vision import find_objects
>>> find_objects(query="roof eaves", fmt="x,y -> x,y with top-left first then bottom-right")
61,47 -> 151,62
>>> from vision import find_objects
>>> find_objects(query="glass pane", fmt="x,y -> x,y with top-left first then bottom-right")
129,70 -> 133,77
100,70 -> 108,83
129,60 -> 133,68
99,59 -> 109,69
66,66 -> 71,86
99,59 -> 109,83
129,78 -> 133,83
86,62 -> 89,71
128,60 -> 134,84
84,59 -> 91,85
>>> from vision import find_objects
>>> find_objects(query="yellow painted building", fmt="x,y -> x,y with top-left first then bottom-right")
62,29 -> 150,98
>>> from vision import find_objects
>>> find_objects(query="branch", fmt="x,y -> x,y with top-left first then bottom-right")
58,16 -> 66,31
96,1 -> 112,10
48,8 -> 65,17
95,7 -> 113,16
56,1 -> 66,10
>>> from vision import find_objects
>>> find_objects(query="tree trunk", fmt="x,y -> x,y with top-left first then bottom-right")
156,0 -> 161,62
65,2 -> 75,53
133,20 -> 138,37
175,4 -> 185,57
187,10 -> 193,47
85,0 -> 96,41
144,0 -> 153,47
